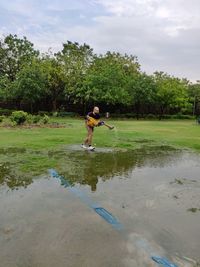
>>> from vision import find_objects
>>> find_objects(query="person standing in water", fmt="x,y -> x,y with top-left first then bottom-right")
81,106 -> 102,150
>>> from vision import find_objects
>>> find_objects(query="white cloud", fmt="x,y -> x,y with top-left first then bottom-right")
155,7 -> 170,18
0,0 -> 200,81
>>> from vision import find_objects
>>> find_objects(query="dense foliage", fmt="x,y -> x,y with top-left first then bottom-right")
0,34 -> 200,116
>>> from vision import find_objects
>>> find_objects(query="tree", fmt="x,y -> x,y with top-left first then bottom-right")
83,52 -> 140,107
0,75 -> 12,101
129,72 -> 157,118
55,41 -> 94,104
41,57 -> 66,111
153,72 -> 191,117
188,82 -> 200,115
0,34 -> 39,81
12,59 -> 46,112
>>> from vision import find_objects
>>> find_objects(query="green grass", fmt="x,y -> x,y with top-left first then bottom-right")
0,118 -> 200,184
0,118 -> 200,151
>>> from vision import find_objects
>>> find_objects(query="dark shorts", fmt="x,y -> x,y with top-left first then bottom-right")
88,126 -> 94,132
85,121 -> 94,132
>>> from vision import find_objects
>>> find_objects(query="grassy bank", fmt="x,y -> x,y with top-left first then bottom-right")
0,118 -> 200,185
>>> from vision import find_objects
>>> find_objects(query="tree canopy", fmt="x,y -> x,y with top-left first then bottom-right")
0,34 -> 199,116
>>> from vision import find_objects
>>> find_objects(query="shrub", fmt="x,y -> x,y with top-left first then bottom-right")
52,111 -> 58,117
171,114 -> 194,120
172,113 -> 182,119
0,108 -> 14,116
160,114 -> 195,120
38,111 -> 50,116
10,111 -> 28,125
161,114 -> 172,119
109,113 -> 123,118
26,114 -> 41,124
146,114 -> 157,119
109,113 -> 137,119
41,114 -> 49,124
0,115 -> 5,123
33,115 -> 42,124
26,114 -> 33,124
57,111 -> 77,117
124,113 -> 137,118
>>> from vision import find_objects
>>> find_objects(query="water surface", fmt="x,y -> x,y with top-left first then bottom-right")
0,146 -> 200,267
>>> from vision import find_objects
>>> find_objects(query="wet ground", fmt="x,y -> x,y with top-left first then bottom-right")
0,145 -> 200,267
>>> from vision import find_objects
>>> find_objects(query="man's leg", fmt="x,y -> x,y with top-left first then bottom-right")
83,122 -> 90,145
84,126 -> 93,145
87,127 -> 93,146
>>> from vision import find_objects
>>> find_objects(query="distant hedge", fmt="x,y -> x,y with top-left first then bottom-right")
108,113 -> 195,120
0,108 -> 15,116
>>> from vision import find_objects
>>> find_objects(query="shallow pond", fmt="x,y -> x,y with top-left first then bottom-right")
0,146 -> 200,267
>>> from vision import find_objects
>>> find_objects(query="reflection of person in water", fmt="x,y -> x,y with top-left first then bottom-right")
90,176 -> 98,192
76,173 -> 98,192
66,147 -> 180,192
82,154 -> 99,191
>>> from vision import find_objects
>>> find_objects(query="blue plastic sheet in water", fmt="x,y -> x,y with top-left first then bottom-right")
94,207 -> 123,230
49,169 -> 179,267
152,256 -> 178,267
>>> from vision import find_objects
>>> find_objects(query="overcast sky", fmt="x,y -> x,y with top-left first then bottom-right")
0,0 -> 200,81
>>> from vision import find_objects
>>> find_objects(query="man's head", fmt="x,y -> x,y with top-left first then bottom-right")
93,106 -> 99,114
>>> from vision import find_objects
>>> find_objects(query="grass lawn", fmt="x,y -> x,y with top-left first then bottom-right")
1,118 -> 200,150
0,118 -> 200,184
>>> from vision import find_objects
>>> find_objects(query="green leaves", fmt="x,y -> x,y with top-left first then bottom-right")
13,60 -> 46,104
0,34 -> 39,81
0,34 -> 197,116
83,52 -> 140,105
40,58 -> 65,111
153,72 -> 190,115
56,41 -> 94,103
188,82 -> 200,115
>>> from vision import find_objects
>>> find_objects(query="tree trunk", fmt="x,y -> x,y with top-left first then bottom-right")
30,102 -> 33,114
159,106 -> 165,120
83,101 -> 87,115
136,102 -> 140,120
52,99 -> 57,111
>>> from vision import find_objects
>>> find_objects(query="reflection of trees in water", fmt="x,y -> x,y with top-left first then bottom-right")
61,146 -> 182,192
0,162 -> 32,189
0,146 -> 182,191
134,146 -> 182,168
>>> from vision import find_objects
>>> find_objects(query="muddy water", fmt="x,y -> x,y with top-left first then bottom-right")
0,146 -> 200,267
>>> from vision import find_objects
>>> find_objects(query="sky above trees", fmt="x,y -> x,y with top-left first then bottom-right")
0,0 -> 200,82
